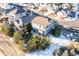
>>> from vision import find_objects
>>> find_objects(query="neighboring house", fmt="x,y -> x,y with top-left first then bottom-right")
0,11 -> 9,23
0,3 -> 8,9
56,10 -> 68,19
75,3 -> 79,20
31,16 -> 54,35
4,3 -> 26,17
2,3 -> 38,27
0,11 -> 4,19
59,20 -> 79,28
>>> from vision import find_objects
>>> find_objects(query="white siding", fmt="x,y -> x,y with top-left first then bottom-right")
32,21 -> 54,35
32,23 -> 45,30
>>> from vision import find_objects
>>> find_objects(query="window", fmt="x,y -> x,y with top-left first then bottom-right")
78,14 -> 79,18
22,12 -> 26,16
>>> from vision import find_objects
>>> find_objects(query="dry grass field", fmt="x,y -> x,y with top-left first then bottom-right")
0,33 -> 24,56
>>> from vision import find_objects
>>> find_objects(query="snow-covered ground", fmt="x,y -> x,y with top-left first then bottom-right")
25,34 -> 72,56
26,44 -> 61,56
48,34 -> 72,46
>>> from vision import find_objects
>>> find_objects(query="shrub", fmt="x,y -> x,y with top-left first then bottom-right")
13,31 -> 23,44
69,49 -> 75,56
53,46 -> 67,56
53,49 -> 62,56
23,23 -> 32,33
1,24 -> 14,37
22,32 -> 32,42
52,25 -> 61,37
62,50 -> 69,56
27,36 -> 50,52
13,31 -> 28,52
74,46 -> 79,54
53,46 -> 77,56
18,40 -> 27,52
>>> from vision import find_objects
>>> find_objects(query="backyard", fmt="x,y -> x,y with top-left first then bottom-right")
25,34 -> 71,56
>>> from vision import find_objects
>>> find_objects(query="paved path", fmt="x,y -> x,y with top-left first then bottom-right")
0,33 -> 24,56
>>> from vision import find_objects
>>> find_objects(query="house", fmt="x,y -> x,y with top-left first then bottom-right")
61,3 -> 69,10
0,3 -> 8,8
58,20 -> 79,28
4,3 -> 26,17
0,3 -> 40,32
2,3 -> 38,27
75,3 -> 79,20
0,11 -> 9,23
56,10 -> 68,19
31,16 -> 54,35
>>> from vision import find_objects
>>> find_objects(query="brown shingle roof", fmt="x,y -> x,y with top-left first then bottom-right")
31,16 -> 49,27
39,6 -> 48,12
48,14 -> 79,28
59,20 -> 79,28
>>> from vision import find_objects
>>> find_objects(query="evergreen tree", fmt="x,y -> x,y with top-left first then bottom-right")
52,25 -> 61,37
